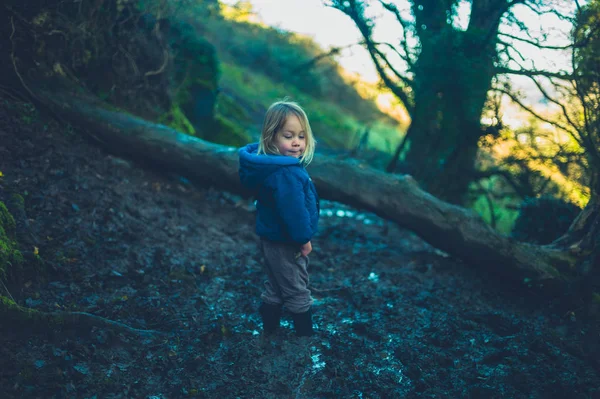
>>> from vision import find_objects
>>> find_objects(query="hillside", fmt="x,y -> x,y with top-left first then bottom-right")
176,1 -> 408,157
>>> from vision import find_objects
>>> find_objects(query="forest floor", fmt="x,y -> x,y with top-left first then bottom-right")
0,96 -> 599,399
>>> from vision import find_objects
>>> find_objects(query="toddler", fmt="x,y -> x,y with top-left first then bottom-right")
238,100 -> 319,337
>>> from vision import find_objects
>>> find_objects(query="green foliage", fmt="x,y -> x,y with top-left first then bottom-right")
573,0 -> 600,93
220,62 -> 403,151
0,202 -> 23,280
473,117 -> 590,233
214,92 -> 253,128
572,0 -> 600,171
209,115 -> 251,147
10,194 -> 24,209
180,1 -> 390,124
2,0 -> 174,121
0,294 -> 39,321
170,21 -> 220,94
164,20 -> 224,138
0,295 -> 19,309
469,184 -> 520,235
511,196 -> 581,245
0,202 -> 16,234
159,104 -> 197,135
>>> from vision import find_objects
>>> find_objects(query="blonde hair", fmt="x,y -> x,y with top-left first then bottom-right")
258,99 -> 316,166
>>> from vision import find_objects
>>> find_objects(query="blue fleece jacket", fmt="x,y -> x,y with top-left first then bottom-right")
238,143 -> 319,245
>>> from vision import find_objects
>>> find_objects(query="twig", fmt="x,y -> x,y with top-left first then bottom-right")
119,44 -> 140,76
0,86 -> 24,101
10,17 -> 40,103
309,285 -> 346,293
64,311 -> 168,336
4,301 -> 168,337
0,275 -> 16,303
145,49 -> 170,77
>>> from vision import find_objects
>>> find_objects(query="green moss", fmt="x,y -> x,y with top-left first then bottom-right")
0,295 -> 40,321
164,21 -> 221,136
170,23 -> 219,93
0,201 -> 23,280
10,194 -> 24,210
0,202 -> 16,234
217,94 -> 251,122
0,295 -> 19,309
202,115 -> 251,147
159,104 -> 197,136
593,292 -> 600,304
219,62 -> 403,151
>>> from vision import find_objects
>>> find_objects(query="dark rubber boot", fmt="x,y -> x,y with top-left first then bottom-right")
291,308 -> 314,337
259,302 -> 282,335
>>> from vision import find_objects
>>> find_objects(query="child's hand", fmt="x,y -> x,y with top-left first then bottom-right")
300,241 -> 312,257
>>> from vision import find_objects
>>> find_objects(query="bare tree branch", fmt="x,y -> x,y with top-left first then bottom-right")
493,87 -> 585,148
372,44 -> 413,89
292,43 -> 356,74
498,39 -> 529,62
496,66 -> 573,80
498,32 -> 574,50
524,74 -> 584,139
377,0 -> 416,69
370,46 -> 414,114
372,41 -> 413,72
328,0 -> 414,116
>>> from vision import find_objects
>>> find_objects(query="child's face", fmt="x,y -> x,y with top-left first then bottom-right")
274,114 -> 306,158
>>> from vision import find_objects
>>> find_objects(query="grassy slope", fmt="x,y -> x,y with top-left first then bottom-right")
182,3 -> 406,156
218,62 -> 404,153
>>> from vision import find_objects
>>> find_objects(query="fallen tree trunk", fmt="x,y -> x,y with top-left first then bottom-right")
33,84 -> 598,288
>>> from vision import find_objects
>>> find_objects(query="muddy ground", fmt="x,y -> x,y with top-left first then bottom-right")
0,96 -> 599,398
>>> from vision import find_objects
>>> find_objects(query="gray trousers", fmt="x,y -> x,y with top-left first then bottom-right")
260,239 -> 313,314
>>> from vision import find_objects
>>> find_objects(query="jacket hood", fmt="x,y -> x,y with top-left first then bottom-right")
238,143 -> 301,191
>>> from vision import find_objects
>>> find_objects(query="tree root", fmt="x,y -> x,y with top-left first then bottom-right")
1,296 -> 168,337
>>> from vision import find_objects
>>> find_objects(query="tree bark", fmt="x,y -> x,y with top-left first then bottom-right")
31,83 -> 599,290
332,0 -> 517,204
